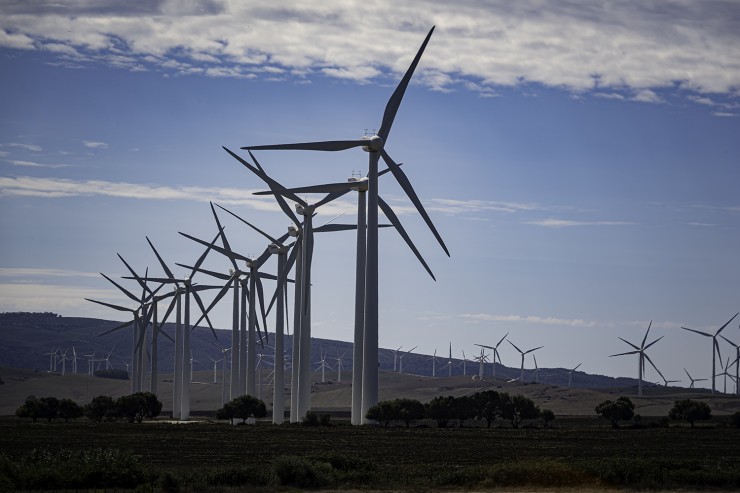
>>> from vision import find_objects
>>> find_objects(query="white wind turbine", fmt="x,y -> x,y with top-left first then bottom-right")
393,346 -> 403,372
715,356 -> 738,395
208,354 -> 221,384
398,346 -> 417,374
460,350 -> 468,376
315,350 -> 332,383
568,363 -> 582,389
532,354 -> 540,384
244,27 -> 448,424
507,340 -> 544,383
334,353 -> 346,383
609,321 -> 663,397
660,374 -> 681,387
720,334 -> 740,396
475,332 -> 508,384
474,348 -> 489,379
683,368 -> 708,389
682,313 -> 738,394
431,349 -> 438,377
247,157 -> 425,424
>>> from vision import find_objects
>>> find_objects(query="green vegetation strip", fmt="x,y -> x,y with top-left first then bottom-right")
2,418 -> 740,490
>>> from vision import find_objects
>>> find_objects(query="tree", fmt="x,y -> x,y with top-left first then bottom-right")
473,390 -> 503,428
502,394 -> 540,429
668,399 -> 711,427
218,395 -> 266,424
451,395 -> 475,428
427,396 -> 456,428
86,395 -> 118,422
116,392 -> 162,423
58,398 -> 83,422
15,395 -> 44,422
366,400 -> 396,427
38,397 -> 60,422
595,396 -> 635,428
395,398 -> 425,427
541,409 -> 555,428
731,411 -> 740,429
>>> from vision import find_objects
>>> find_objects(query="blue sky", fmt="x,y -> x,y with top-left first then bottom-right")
1,1 -> 739,390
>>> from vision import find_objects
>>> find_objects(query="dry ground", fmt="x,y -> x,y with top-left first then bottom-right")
2,366 -> 739,417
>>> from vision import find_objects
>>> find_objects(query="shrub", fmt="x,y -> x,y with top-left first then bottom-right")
303,410 -> 320,426
541,409 -> 555,428
427,396 -> 456,428
668,399 -> 711,427
273,456 -> 332,488
732,411 -> 740,428
58,399 -> 83,422
319,412 -> 331,426
86,395 -> 118,422
595,396 -> 635,428
473,390 -> 504,428
216,395 -> 266,424
502,394 -> 540,429
116,392 -> 162,423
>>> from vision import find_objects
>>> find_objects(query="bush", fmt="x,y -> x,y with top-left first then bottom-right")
319,412 -> 331,426
217,395 -> 266,424
58,399 -> 83,422
86,395 -> 118,422
732,411 -> 740,428
595,396 -> 635,428
427,396 -> 456,428
273,456 -> 332,488
116,392 -> 162,423
541,409 -> 555,428
502,394 -> 540,428
302,410 -> 320,426
668,399 -> 711,427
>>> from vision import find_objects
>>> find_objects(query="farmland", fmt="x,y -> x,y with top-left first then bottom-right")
2,416 -> 740,490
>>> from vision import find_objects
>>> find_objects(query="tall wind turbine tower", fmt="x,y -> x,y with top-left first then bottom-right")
682,313 -> 738,394
610,321 -> 663,397
244,27 -> 448,424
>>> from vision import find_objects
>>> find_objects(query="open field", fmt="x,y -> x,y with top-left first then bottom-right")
2,417 -> 740,491
2,366 -> 739,418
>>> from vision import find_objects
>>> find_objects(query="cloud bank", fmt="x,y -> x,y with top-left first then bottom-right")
1,1 -> 739,100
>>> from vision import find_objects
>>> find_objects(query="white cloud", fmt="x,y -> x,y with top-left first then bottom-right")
460,312 -> 604,328
0,282 -> 121,317
7,159 -> 70,168
1,1 -> 739,97
0,267 -> 100,279
1,142 -> 43,152
631,89 -> 663,104
525,218 -> 632,228
712,111 -> 737,117
82,140 -> 109,149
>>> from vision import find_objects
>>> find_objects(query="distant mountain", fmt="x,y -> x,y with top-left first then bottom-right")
0,312 -> 666,390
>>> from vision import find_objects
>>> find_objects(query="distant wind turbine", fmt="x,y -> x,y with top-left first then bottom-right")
610,321 -> 663,397
507,340 -> 544,383
682,313 -> 738,394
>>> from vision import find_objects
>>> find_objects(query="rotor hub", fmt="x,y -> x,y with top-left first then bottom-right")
361,134 -> 383,152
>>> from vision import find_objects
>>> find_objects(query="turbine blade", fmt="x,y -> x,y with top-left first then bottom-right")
524,345 -> 544,354
715,338 -> 722,362
644,335 -> 664,349
641,320 -> 652,348
192,229 -> 223,276
381,149 -> 449,256
86,298 -> 132,313
681,327 -> 712,337
474,343 -> 494,350
116,254 -> 151,295
194,281 -> 232,327
244,140 -> 367,152
507,340 -> 523,354
256,276 -> 269,344
222,146 -> 301,227
378,196 -> 435,280
215,203 -> 280,246
314,223 -> 357,233
100,273 -> 139,304
717,312 -> 739,335
191,290 -> 218,341
267,241 -> 298,314
176,263 -> 231,281
609,350 -> 641,357
160,329 -> 175,344
179,232 -> 251,264
159,292 -> 179,326
303,227 -> 314,315
97,318 -> 135,337
210,201 -> 239,271
258,181 -> 357,195
146,236 -> 175,281
378,26 -> 435,142
643,353 -> 664,380
618,337 -> 640,351
314,189 -> 351,209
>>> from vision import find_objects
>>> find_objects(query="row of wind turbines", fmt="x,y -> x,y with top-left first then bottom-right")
87,27 -> 448,424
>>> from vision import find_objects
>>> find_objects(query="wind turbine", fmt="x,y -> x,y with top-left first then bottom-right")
474,348 -> 489,379
431,349 -> 438,377
315,350 -> 332,383
568,363 -> 582,389
460,350 -> 468,376
682,313 -> 738,394
398,346 -> 417,374
720,334 -> 740,396
715,356 -> 738,395
334,353 -> 346,383
475,332 -> 508,383
532,354 -> 540,384
683,368 -> 708,389
244,26 -> 448,423
507,340 -> 544,383
609,321 -> 663,397
212,203 -> 294,423
208,354 -> 221,384
660,374 -> 681,387
142,234 -> 220,420
393,346 -> 403,372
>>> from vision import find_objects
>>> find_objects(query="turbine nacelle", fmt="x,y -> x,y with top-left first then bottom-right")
348,176 -> 369,192
287,225 -> 300,237
361,134 -> 383,152
295,203 -> 316,216
268,243 -> 290,255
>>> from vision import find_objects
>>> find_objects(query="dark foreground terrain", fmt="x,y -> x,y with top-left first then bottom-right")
1,416 -> 740,491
